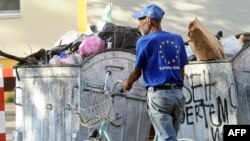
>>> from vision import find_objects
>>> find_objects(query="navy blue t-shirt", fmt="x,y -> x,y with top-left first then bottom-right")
135,31 -> 188,87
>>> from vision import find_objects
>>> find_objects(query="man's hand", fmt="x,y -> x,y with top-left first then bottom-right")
122,68 -> 142,91
121,80 -> 132,91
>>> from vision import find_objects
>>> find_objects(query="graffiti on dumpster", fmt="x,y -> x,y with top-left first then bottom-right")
181,68 -> 237,141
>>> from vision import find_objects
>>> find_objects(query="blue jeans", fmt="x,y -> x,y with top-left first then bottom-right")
147,87 -> 185,141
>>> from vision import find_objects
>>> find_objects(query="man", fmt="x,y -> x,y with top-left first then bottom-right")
122,4 -> 188,141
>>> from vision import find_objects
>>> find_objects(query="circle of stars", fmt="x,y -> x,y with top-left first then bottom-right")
159,40 -> 179,65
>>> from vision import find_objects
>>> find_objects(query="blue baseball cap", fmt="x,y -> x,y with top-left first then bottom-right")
132,4 -> 165,19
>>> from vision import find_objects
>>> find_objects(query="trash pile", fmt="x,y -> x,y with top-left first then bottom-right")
43,21 -> 141,66
186,17 -> 250,61
0,18 -> 249,65
0,21 -> 141,67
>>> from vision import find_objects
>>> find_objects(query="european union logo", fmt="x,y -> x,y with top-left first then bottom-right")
158,40 -> 179,65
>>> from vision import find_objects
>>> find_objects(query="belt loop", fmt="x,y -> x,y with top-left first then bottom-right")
151,87 -> 155,92
171,85 -> 174,92
147,87 -> 155,92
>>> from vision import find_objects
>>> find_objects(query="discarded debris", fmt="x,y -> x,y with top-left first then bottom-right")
0,48 -> 46,65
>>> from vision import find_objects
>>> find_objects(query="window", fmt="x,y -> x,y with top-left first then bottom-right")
0,0 -> 20,18
4,77 -> 16,91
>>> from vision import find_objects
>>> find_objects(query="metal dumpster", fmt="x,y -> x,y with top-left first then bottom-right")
178,45 -> 250,141
232,46 -> 250,124
13,46 -> 249,141
77,49 -> 151,141
13,49 -> 151,141
14,66 -> 81,141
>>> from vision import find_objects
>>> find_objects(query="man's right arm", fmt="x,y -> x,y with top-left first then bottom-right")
122,68 -> 142,91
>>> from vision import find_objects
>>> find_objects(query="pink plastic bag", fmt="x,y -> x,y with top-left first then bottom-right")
78,35 -> 106,57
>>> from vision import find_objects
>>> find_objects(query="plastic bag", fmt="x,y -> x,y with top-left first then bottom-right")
78,35 -> 106,57
59,54 -> 75,64
49,55 -> 61,64
220,35 -> 243,58
185,45 -> 196,61
98,23 -> 141,49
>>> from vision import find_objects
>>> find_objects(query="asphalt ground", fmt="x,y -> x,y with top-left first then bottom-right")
4,103 -> 154,141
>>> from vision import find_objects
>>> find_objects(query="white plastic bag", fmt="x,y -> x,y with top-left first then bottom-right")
59,54 -> 75,65
185,45 -> 194,57
49,55 -> 61,64
220,35 -> 243,58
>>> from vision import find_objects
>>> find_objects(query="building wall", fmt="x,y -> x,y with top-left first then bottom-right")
0,0 -> 78,58
87,0 -> 250,41
1,0 -> 250,66
0,59 -> 17,68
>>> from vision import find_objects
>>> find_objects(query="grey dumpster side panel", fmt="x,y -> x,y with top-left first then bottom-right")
15,67 -> 80,141
178,62 -> 238,141
232,46 -> 250,124
78,50 -> 151,141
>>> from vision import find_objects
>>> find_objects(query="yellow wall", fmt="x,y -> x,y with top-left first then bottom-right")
86,0 -> 250,40
77,0 -> 87,33
0,1 -> 88,68
0,0 -> 78,57
0,58 -> 17,68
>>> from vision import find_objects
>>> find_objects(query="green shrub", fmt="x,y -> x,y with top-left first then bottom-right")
4,91 -> 14,103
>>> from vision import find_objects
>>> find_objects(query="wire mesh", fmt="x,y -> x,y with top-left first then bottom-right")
75,90 -> 115,128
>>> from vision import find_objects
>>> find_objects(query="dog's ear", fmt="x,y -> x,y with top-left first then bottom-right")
215,31 -> 223,40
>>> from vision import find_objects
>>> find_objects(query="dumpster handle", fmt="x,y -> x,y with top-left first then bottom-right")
66,85 -> 79,110
14,87 -> 23,106
229,84 -> 237,108
14,66 -> 21,81
110,113 -> 123,127
45,104 -> 53,110
105,65 -> 124,71
63,85 -> 79,111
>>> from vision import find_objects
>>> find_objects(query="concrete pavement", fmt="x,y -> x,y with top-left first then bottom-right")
5,102 -> 15,141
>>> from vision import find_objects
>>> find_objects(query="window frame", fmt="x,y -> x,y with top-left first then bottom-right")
0,0 -> 21,18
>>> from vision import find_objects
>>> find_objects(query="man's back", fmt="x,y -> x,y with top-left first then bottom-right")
135,31 -> 188,87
